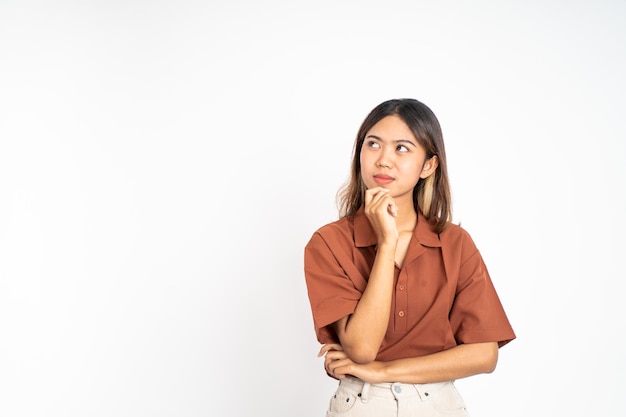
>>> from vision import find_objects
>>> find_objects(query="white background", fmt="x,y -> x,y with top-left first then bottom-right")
1,1 -> 625,416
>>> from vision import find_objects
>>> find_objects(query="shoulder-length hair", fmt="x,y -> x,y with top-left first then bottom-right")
337,98 -> 452,233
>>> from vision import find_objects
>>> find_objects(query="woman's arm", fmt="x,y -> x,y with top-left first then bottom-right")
332,238 -> 395,364
321,342 -> 499,384
333,188 -> 399,364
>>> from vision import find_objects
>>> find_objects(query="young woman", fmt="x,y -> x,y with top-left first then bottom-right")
304,98 -> 515,416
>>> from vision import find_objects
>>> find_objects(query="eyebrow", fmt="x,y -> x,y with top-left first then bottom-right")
365,134 -> 417,147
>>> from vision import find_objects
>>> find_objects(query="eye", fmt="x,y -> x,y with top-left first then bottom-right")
367,140 -> 380,149
396,144 -> 409,153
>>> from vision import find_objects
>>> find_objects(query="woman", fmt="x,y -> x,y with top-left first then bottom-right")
304,98 -> 515,416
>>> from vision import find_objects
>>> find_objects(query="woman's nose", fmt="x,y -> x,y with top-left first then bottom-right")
376,151 -> 393,168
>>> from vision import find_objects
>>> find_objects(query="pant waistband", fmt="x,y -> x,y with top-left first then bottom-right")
340,376 -> 452,402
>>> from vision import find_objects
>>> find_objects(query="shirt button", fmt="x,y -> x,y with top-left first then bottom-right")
398,311 -> 405,317
399,285 -> 405,291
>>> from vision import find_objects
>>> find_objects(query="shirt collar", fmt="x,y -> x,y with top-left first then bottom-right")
353,206 -> 442,248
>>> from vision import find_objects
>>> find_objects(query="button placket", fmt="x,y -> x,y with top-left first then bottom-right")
394,271 -> 408,331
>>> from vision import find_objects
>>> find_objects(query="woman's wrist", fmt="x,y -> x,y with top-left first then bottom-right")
376,239 -> 398,252
369,360 -> 392,384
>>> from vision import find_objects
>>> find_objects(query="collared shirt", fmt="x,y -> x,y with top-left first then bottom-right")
304,207 -> 515,361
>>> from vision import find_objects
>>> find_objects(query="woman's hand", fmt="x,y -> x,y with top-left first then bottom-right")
364,187 -> 399,244
319,343 -> 348,379
319,344 -> 386,383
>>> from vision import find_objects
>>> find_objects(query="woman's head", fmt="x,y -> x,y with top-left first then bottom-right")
337,98 -> 452,233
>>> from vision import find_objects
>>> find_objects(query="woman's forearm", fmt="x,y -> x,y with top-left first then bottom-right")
334,240 -> 397,364
377,342 -> 499,384
327,342 -> 499,384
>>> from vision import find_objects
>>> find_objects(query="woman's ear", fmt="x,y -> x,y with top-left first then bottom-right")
419,155 -> 439,179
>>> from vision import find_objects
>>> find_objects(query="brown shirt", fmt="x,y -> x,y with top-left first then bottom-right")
304,208 -> 515,362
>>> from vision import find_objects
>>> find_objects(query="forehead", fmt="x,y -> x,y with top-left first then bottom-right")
366,115 -> 417,141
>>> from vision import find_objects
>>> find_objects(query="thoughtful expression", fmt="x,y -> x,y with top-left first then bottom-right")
360,115 -> 433,202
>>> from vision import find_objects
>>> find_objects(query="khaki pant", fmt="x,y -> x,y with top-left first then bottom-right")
326,376 -> 470,417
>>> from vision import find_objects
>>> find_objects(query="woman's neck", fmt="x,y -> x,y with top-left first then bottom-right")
394,200 -> 418,233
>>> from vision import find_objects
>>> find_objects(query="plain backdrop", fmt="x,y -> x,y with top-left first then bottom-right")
1,1 -> 625,416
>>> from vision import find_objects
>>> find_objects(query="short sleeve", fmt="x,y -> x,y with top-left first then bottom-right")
448,233 -> 516,348
304,231 -> 362,344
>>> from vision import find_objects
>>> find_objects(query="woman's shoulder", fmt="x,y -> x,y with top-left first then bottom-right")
310,216 -> 354,240
441,221 -> 468,236
439,221 -> 477,250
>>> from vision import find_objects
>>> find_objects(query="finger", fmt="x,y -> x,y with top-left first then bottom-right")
365,187 -> 389,207
365,187 -> 390,202
318,343 -> 342,357
365,187 -> 389,197
369,193 -> 397,218
331,365 -> 351,380
387,201 -> 398,217
324,352 -> 349,375
366,192 -> 392,215
324,350 -> 348,364
327,358 -> 353,377
318,343 -> 343,357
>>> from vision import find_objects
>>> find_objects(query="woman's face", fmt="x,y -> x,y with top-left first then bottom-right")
359,115 -> 436,203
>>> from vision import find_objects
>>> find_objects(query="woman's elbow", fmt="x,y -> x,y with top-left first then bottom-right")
481,343 -> 499,374
344,345 -> 378,364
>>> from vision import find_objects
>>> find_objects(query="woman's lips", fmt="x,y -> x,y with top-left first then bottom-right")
373,174 -> 394,185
